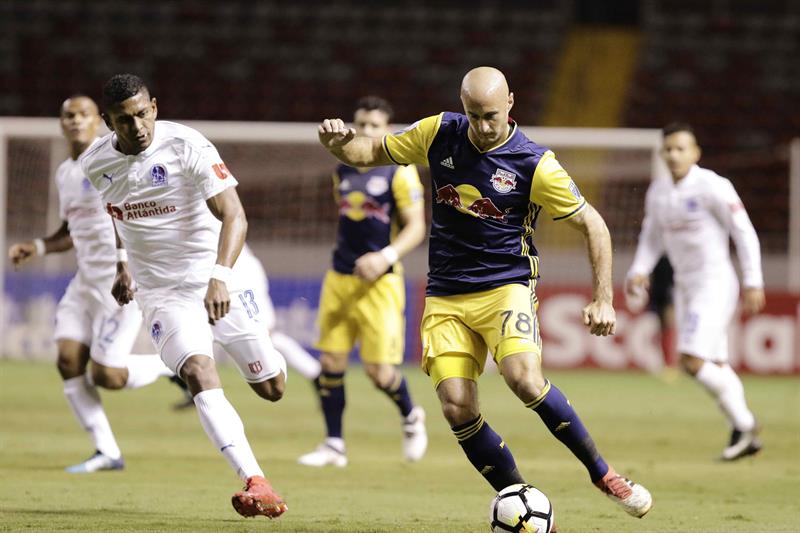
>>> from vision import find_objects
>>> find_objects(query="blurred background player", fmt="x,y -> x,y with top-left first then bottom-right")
81,74 -> 288,517
7,96 -> 176,473
298,96 -> 428,467
626,123 -> 765,461
317,67 -> 652,519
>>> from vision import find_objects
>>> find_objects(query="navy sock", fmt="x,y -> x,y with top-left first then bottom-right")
452,415 -> 525,491
378,373 -> 414,417
529,380 -> 609,483
315,371 -> 345,439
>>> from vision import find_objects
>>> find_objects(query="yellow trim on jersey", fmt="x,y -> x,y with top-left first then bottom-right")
520,202 -> 541,279
467,122 -> 518,154
382,113 -> 443,166
391,164 -> 424,211
530,150 -> 586,221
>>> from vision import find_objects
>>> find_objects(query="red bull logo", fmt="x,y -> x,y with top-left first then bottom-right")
436,184 -> 511,223
339,193 -> 390,224
490,168 -> 517,193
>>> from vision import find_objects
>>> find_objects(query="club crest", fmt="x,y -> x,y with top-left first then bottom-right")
248,361 -> 263,374
151,321 -> 162,343
150,164 -> 168,187
490,168 -> 517,193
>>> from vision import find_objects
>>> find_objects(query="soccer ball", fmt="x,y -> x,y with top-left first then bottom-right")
488,484 -> 554,533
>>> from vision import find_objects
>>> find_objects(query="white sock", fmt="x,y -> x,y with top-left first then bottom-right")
63,376 -> 122,459
124,354 -> 174,389
324,437 -> 345,453
193,388 -> 264,481
695,362 -> 756,431
271,331 -> 320,380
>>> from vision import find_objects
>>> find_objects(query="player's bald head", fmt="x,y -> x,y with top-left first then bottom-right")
460,67 -> 510,105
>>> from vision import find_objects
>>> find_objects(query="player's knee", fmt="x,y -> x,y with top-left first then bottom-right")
251,374 -> 285,402
439,395 -> 479,427
180,356 -> 220,394
91,364 -> 127,390
680,353 -> 704,376
500,355 -> 547,402
366,364 -> 394,389
56,352 -> 83,379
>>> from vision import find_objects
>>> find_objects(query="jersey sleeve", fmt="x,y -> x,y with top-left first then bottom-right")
710,179 -> 764,288
391,165 -> 424,211
382,114 -> 443,166
184,139 -> 239,200
529,150 -> 586,221
628,181 -> 666,277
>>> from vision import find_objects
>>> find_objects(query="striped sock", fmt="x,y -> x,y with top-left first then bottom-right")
528,380 -> 608,482
378,372 -> 414,418
452,414 -> 524,491
316,371 -> 346,438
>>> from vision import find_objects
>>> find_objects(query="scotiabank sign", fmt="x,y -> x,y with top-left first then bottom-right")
535,287 -> 800,375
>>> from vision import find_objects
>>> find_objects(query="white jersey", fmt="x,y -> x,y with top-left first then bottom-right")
55,147 -> 117,281
628,165 -> 763,290
80,121 -> 238,295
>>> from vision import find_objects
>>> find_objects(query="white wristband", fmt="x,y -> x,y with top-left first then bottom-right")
116,248 -> 128,263
210,264 -> 232,284
380,245 -> 399,265
32,239 -> 46,256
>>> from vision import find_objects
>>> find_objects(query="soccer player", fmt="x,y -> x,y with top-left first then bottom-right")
626,123 -> 765,461
8,96 -> 176,473
317,67 -> 653,518
80,74 -> 287,518
298,96 -> 428,467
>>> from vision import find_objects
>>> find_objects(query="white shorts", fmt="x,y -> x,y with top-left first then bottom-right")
233,250 -> 276,330
674,279 -> 738,362
54,275 -> 143,368
139,286 -> 284,383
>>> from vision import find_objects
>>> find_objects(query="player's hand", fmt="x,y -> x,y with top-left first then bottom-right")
8,241 -> 38,269
354,251 -> 390,282
582,299 -> 616,336
111,264 -> 135,306
318,119 -> 356,150
205,279 -> 230,324
624,274 -> 650,313
742,287 -> 765,315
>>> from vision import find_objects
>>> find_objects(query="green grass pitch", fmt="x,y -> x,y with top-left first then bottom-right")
1,360 -> 798,532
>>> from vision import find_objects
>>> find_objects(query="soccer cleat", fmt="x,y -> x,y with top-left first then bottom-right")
168,375 -> 194,410
65,450 -> 125,473
595,469 -> 653,518
721,427 -> 762,461
402,406 -> 428,462
231,475 -> 288,518
297,440 -> 348,467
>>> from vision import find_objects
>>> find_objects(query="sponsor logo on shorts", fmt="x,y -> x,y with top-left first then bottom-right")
151,321 -> 162,343
247,361 -> 263,375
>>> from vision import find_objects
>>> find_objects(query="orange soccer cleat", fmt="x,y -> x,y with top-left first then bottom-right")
231,475 -> 288,518
595,468 -> 653,518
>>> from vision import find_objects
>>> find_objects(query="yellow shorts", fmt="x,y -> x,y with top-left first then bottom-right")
421,282 -> 542,387
315,270 -> 405,364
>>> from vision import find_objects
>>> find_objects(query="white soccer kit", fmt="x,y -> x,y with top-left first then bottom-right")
81,121 -> 283,381
53,151 -> 143,367
628,165 -> 764,362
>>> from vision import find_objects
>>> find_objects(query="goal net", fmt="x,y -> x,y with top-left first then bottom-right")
0,118 -> 666,363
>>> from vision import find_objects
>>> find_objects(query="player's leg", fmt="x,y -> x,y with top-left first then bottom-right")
359,273 -> 427,461
676,283 -> 759,460
298,271 -> 357,467
483,283 -> 652,517
148,296 -> 286,518
270,331 -> 320,380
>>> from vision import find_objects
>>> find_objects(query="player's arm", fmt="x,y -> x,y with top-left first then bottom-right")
205,187 -> 248,321
318,119 -> 392,167
110,219 -> 135,306
565,204 -> 616,336
530,151 -> 614,336
625,182 -> 665,300
713,180 -> 765,315
8,221 -> 73,269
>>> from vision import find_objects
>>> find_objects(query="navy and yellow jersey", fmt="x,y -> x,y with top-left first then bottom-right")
332,163 -> 423,275
383,112 -> 586,296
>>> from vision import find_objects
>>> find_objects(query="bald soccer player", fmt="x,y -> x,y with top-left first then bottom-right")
8,96 -> 177,473
317,67 -> 653,519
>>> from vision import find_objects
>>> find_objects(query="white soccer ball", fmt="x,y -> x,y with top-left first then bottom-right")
488,483 -> 554,533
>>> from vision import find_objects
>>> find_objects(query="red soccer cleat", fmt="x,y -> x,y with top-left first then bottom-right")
231,475 -> 288,518
594,468 -> 653,518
